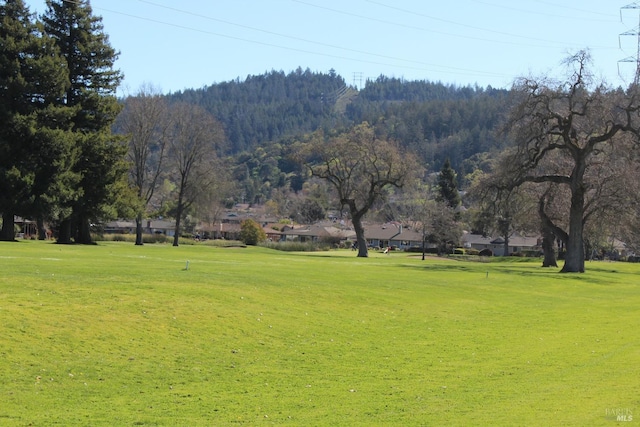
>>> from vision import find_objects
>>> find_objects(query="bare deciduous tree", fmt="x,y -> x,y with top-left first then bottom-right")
304,122 -> 416,257
502,50 -> 640,272
167,103 -> 226,246
116,84 -> 170,245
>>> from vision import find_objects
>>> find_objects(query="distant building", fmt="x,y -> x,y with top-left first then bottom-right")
461,232 -> 540,256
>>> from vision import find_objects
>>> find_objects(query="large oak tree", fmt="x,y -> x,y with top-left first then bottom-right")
304,122 -> 416,257
502,51 -> 640,272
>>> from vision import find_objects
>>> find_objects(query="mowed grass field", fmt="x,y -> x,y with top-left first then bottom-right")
0,241 -> 638,426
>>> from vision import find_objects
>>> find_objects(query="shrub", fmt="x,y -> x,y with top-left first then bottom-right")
240,219 -> 267,246
260,240 -> 331,252
479,248 -> 493,257
319,236 -> 342,248
406,246 -> 439,254
143,234 -> 168,244
511,250 -> 543,258
202,239 -> 245,248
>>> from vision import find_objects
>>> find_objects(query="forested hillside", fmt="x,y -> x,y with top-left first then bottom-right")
168,68 -> 350,153
165,69 -> 511,204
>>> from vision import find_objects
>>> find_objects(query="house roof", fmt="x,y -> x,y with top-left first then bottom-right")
363,223 -> 403,240
105,220 -> 135,229
462,232 -> 539,248
147,220 -> 175,229
392,228 -> 424,243
263,224 -> 283,236
281,224 -> 355,239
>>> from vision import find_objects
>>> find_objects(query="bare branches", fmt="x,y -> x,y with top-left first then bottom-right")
303,122 -> 417,257
496,50 -> 640,271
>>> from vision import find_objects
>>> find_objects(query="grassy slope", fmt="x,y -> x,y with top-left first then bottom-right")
0,241 -> 638,426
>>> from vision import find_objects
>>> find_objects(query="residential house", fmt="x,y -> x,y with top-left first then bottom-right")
103,219 -> 176,236
14,217 -> 37,238
280,223 -> 356,244
364,223 -> 403,249
390,227 -> 425,250
363,222 -> 425,250
461,232 -> 540,256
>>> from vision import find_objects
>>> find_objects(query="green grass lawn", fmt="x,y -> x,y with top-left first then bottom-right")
0,241 -> 638,426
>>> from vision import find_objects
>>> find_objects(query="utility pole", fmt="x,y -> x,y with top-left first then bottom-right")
352,72 -> 363,89
619,2 -> 640,84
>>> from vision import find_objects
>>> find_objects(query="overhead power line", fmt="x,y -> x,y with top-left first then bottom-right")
363,0 -> 613,49
70,0 -> 512,79
134,0 -> 506,74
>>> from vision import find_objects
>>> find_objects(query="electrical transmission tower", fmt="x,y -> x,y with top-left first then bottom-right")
619,2 -> 640,84
352,72 -> 363,89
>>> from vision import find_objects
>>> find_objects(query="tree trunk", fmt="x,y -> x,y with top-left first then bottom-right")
562,209 -> 585,272
351,213 -> 368,257
503,234 -> 509,257
135,215 -> 144,246
1,212 -> 16,241
173,195 -> 183,247
57,218 -> 73,244
562,174 -> 586,273
173,215 -> 181,247
538,192 -> 559,267
37,217 -> 47,240
541,232 -> 557,268
75,215 -> 93,245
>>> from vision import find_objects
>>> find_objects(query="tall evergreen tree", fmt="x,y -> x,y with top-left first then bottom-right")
42,0 -> 125,244
436,158 -> 461,209
0,0 -> 72,241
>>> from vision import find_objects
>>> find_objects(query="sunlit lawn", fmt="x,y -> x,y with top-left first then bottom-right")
0,240 -> 638,425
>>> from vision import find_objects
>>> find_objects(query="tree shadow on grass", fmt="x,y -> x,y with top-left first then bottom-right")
396,262 -> 635,286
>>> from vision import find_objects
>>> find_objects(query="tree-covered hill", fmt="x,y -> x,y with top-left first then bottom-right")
168,70 -> 510,176
167,68 -> 350,154
350,77 -> 510,176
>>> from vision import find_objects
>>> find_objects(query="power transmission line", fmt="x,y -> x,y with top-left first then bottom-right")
362,0 -> 612,48
76,1 -> 510,79
619,2 -> 640,84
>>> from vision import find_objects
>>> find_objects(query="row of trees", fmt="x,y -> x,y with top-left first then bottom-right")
468,52 -> 640,272
294,53 -> 640,271
114,86 -> 228,246
0,0 -> 124,244
3,1 -> 640,272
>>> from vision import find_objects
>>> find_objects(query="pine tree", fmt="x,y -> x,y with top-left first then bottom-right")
437,158 -> 461,209
42,0 -> 125,244
0,0 -> 72,241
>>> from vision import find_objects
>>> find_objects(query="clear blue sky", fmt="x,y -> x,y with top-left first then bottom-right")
25,0 -> 636,95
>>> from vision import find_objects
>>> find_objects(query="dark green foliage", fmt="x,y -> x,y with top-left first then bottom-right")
167,72 -> 509,204
437,158 -> 461,208
296,199 -> 326,224
347,78 -> 509,171
42,0 -> 125,244
0,0 -> 72,240
169,68 -> 349,154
